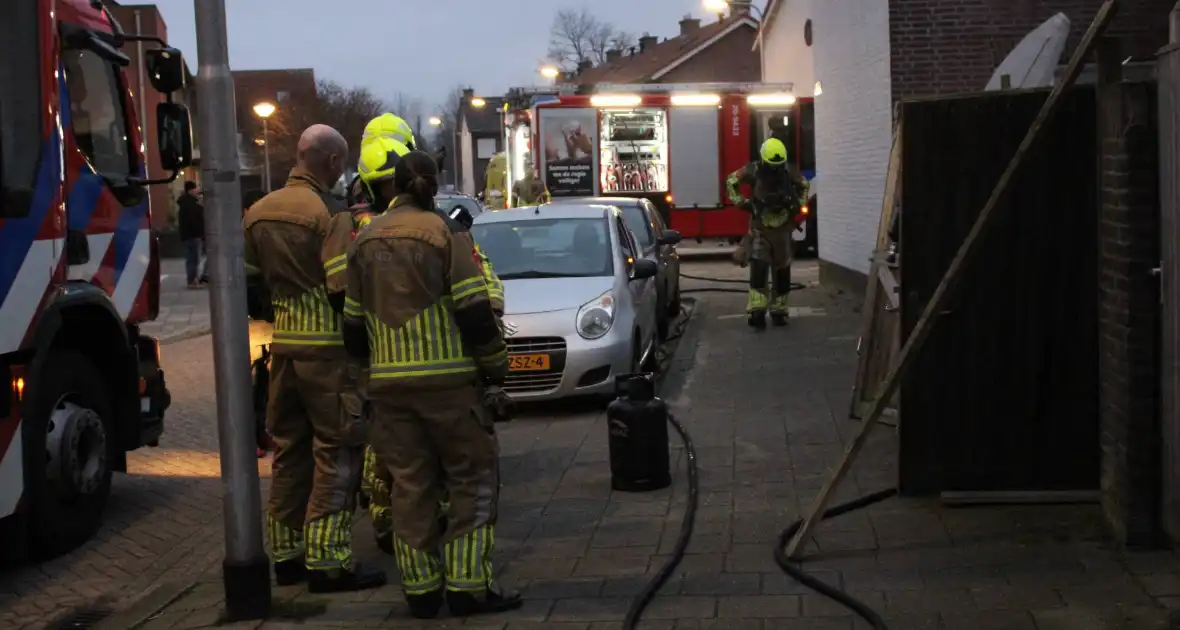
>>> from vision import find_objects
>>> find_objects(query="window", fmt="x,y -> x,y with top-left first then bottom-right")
619,203 -> 654,249
647,201 -> 668,233
615,215 -> 637,263
276,90 -> 290,103
472,218 -> 613,279
62,48 -> 133,176
0,0 -> 42,218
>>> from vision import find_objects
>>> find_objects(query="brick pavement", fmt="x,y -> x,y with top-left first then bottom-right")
10,260 -> 1180,630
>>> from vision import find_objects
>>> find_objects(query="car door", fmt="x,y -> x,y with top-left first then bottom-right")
615,214 -> 655,349
620,203 -> 663,307
645,200 -> 679,300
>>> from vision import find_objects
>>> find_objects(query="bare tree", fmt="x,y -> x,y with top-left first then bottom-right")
547,8 -> 634,69
244,80 -> 388,177
432,85 -> 468,186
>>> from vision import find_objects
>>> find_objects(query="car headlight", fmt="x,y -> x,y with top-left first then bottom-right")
576,291 -> 615,339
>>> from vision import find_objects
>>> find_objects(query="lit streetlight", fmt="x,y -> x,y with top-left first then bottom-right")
702,0 -> 729,12
252,101 -> 277,191
470,97 -> 487,108
428,116 -> 442,126
539,65 -> 560,79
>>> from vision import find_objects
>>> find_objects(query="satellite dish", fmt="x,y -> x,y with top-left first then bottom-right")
985,12 -> 1070,91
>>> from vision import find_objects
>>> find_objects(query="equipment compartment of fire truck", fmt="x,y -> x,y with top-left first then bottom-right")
504,82 -> 816,253
0,0 -> 194,562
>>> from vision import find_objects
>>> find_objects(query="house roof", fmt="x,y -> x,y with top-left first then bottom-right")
463,97 -> 507,134
753,0 -> 782,50
570,12 -> 759,85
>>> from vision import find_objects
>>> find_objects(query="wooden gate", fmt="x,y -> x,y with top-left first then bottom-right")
897,87 -> 1100,496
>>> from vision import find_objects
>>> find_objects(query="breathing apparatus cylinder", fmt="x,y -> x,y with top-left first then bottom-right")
607,373 -> 672,492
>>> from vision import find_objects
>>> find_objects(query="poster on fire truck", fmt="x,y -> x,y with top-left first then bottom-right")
539,108 -> 597,197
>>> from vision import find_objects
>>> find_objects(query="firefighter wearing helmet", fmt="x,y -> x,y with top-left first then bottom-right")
346,113 -> 417,210
726,137 -> 808,328
352,136 -> 411,230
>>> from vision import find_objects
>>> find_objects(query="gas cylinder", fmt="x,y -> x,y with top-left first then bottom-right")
607,373 -> 672,492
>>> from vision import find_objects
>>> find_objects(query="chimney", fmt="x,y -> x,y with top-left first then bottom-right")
605,48 -> 622,62
577,58 -> 593,73
728,0 -> 752,14
679,15 -> 701,35
639,33 -> 658,51
462,88 -> 474,100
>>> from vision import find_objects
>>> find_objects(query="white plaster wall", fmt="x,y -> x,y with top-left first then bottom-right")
811,0 -> 893,275
761,0 -> 816,95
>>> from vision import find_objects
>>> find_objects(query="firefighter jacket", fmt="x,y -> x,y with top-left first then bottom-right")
726,161 -> 808,230
475,244 -> 504,315
512,176 -> 550,206
243,168 -> 354,359
341,197 -> 508,393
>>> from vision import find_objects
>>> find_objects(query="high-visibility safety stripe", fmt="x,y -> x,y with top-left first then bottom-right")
306,511 -> 354,570
747,288 -> 768,312
323,253 -> 347,277
393,537 -> 443,594
450,276 -> 485,301
366,302 -> 478,380
444,524 -> 496,592
343,296 -> 364,318
271,286 -> 341,344
267,515 -> 304,563
245,262 -> 262,275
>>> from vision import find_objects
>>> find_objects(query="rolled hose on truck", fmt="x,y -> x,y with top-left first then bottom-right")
623,302 -> 898,630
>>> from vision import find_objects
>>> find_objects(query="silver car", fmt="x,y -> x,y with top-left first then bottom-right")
471,204 -> 661,401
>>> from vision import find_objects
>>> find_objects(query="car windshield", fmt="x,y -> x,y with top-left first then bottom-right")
618,204 -> 652,248
473,218 -> 614,280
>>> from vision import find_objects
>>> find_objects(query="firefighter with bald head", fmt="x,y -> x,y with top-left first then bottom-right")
243,124 -> 385,592
726,137 -> 808,328
344,150 -> 520,619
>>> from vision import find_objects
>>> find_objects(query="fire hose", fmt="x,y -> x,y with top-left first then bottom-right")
621,303 -> 898,629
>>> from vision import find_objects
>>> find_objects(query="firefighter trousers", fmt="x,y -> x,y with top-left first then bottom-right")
746,225 -> 793,314
266,354 -> 367,572
368,385 -> 500,595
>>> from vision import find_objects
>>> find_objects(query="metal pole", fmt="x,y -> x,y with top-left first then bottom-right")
193,0 -> 271,620
452,127 -> 460,189
263,118 -> 271,192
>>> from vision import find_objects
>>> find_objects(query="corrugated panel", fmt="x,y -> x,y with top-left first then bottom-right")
668,107 -> 720,208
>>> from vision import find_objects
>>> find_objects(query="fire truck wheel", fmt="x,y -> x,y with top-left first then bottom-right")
24,349 -> 114,558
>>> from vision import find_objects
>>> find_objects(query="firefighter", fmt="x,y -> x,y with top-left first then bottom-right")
347,113 -> 417,210
511,164 -> 550,206
243,124 -> 385,592
342,150 -> 521,619
726,137 -> 808,328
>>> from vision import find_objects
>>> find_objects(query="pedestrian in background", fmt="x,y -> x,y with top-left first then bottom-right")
177,181 -> 205,288
343,150 -> 520,619
243,124 -> 385,593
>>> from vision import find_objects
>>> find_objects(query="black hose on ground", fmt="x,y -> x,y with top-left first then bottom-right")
773,488 -> 900,629
679,272 -> 808,292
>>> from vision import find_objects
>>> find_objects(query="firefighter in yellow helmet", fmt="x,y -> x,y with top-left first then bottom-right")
343,150 -> 520,619
346,113 -> 417,213
243,124 -> 385,592
353,136 -> 411,230
726,137 -> 808,328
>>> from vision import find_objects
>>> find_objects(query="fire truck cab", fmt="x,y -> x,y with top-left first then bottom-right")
503,82 -> 816,253
0,0 -> 194,561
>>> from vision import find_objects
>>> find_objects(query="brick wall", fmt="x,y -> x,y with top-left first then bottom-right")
1097,77 -> 1162,547
657,24 -> 760,83
888,0 -> 1175,100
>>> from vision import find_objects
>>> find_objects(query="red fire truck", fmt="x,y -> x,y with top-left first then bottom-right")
504,82 -> 817,252
0,0 -> 193,561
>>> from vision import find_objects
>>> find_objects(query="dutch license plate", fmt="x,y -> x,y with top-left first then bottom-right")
509,354 -> 550,371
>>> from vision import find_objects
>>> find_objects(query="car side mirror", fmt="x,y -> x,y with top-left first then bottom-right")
630,257 -> 658,281
157,102 -> 194,172
657,230 -> 682,246
145,47 -> 186,93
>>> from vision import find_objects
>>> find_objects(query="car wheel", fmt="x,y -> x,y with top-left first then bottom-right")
24,350 -> 115,559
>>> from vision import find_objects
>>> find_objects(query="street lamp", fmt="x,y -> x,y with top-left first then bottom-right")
539,65 -> 559,79
428,116 -> 442,126
470,97 -> 487,108
702,0 -> 729,12
252,101 -> 277,191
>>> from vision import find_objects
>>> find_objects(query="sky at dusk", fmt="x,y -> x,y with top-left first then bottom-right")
142,0 -> 722,110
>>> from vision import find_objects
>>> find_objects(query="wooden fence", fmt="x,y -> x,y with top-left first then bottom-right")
896,87 -> 1101,497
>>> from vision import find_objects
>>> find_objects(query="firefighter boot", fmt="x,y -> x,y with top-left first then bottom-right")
305,513 -> 387,593
747,260 -> 770,329
770,267 -> 791,326
446,585 -> 524,617
748,310 -> 767,328
444,524 -> 523,616
307,563 -> 387,593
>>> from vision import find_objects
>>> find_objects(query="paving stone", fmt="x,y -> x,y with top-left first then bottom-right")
717,594 -> 800,618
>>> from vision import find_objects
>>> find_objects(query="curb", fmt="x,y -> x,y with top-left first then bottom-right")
657,297 -> 706,402
94,580 -> 197,630
157,325 -> 212,345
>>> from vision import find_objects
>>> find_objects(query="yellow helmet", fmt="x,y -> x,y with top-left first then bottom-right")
357,136 -> 410,185
361,113 -> 416,151
760,137 -> 788,165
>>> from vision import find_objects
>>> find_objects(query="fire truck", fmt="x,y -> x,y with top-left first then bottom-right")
0,0 -> 193,561
502,82 -> 817,254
